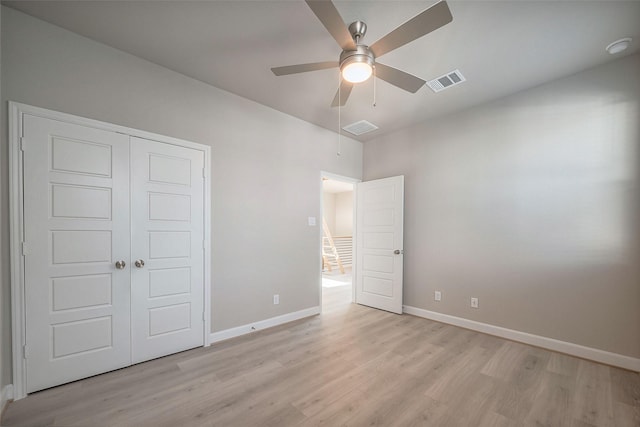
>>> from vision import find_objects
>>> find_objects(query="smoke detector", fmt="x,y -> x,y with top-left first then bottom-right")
606,38 -> 632,54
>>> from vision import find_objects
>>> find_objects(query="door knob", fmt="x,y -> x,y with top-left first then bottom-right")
394,249 -> 403,255
115,260 -> 126,269
134,259 -> 145,268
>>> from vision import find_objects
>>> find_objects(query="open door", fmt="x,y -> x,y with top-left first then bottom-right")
355,176 -> 404,314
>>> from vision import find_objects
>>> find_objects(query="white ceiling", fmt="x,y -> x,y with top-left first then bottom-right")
4,1 -> 640,141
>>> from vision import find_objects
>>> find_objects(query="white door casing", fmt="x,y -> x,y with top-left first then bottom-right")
355,176 -> 404,314
130,137 -> 205,363
23,115 -> 132,392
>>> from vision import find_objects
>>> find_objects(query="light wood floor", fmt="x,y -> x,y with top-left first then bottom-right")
3,285 -> 639,427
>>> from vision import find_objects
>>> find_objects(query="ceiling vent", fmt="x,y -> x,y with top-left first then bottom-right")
426,69 -> 466,93
342,120 -> 379,136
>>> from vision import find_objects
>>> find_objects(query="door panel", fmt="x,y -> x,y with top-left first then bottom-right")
51,184 -> 112,219
23,115 -> 131,393
355,176 -> 404,314
130,137 -> 205,363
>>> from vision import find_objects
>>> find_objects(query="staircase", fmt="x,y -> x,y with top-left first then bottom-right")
332,236 -> 352,268
322,217 -> 345,274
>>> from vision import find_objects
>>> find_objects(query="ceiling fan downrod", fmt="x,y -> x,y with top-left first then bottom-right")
348,21 -> 367,44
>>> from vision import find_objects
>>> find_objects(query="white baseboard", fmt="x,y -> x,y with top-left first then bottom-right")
209,306 -> 320,344
403,305 -> 640,372
1,384 -> 14,416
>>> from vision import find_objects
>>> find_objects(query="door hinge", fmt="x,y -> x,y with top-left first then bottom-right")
21,242 -> 28,256
202,312 -> 205,322
202,168 -> 206,179
202,239 -> 206,250
23,345 -> 28,359
19,137 -> 26,152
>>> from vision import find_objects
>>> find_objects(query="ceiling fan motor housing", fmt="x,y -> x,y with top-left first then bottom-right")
339,45 -> 375,71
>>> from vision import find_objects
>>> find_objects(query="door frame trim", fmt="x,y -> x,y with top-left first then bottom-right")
319,171 -> 360,308
8,102 -> 213,400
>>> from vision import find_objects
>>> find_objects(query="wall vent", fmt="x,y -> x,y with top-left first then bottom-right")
342,120 -> 379,136
426,69 -> 466,93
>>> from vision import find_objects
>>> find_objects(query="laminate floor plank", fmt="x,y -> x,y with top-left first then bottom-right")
296,387 -> 371,427
72,370 -> 233,427
424,345 -> 495,404
2,286 -> 639,427
610,366 -> 640,407
206,352 -> 360,426
481,341 -> 531,379
572,360 -> 616,426
613,402 -> 640,427
547,351 -> 580,377
291,351 -> 396,417
396,396 -> 449,427
523,371 -> 574,426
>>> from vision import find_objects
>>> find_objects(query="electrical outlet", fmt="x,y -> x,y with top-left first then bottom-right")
471,297 -> 479,308
434,291 -> 442,301
273,294 -> 280,305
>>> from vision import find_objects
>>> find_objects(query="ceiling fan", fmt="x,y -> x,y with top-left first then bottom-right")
271,0 -> 453,107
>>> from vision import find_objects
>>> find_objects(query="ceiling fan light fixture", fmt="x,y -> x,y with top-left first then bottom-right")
340,46 -> 375,83
342,61 -> 373,83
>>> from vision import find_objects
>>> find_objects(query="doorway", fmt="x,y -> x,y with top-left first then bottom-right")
319,173 -> 405,315
321,174 -> 356,311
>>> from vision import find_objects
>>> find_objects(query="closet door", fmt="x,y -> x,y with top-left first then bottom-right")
130,137 -> 205,363
23,115 -> 131,393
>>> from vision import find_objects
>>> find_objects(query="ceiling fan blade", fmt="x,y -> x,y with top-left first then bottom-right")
305,0 -> 356,51
331,80 -> 353,107
369,1 -> 453,58
375,63 -> 426,93
271,61 -> 338,76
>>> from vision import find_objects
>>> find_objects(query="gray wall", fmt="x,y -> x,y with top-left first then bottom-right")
322,192 -> 337,235
0,2 -> 5,410
334,191 -> 353,236
0,6 -> 362,389
364,53 -> 640,358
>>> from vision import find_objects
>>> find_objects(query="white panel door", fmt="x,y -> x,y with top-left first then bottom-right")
130,137 -> 205,363
355,176 -> 404,314
23,115 -> 131,393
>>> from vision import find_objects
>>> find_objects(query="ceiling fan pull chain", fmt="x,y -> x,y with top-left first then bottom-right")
373,65 -> 377,107
337,73 -> 342,157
